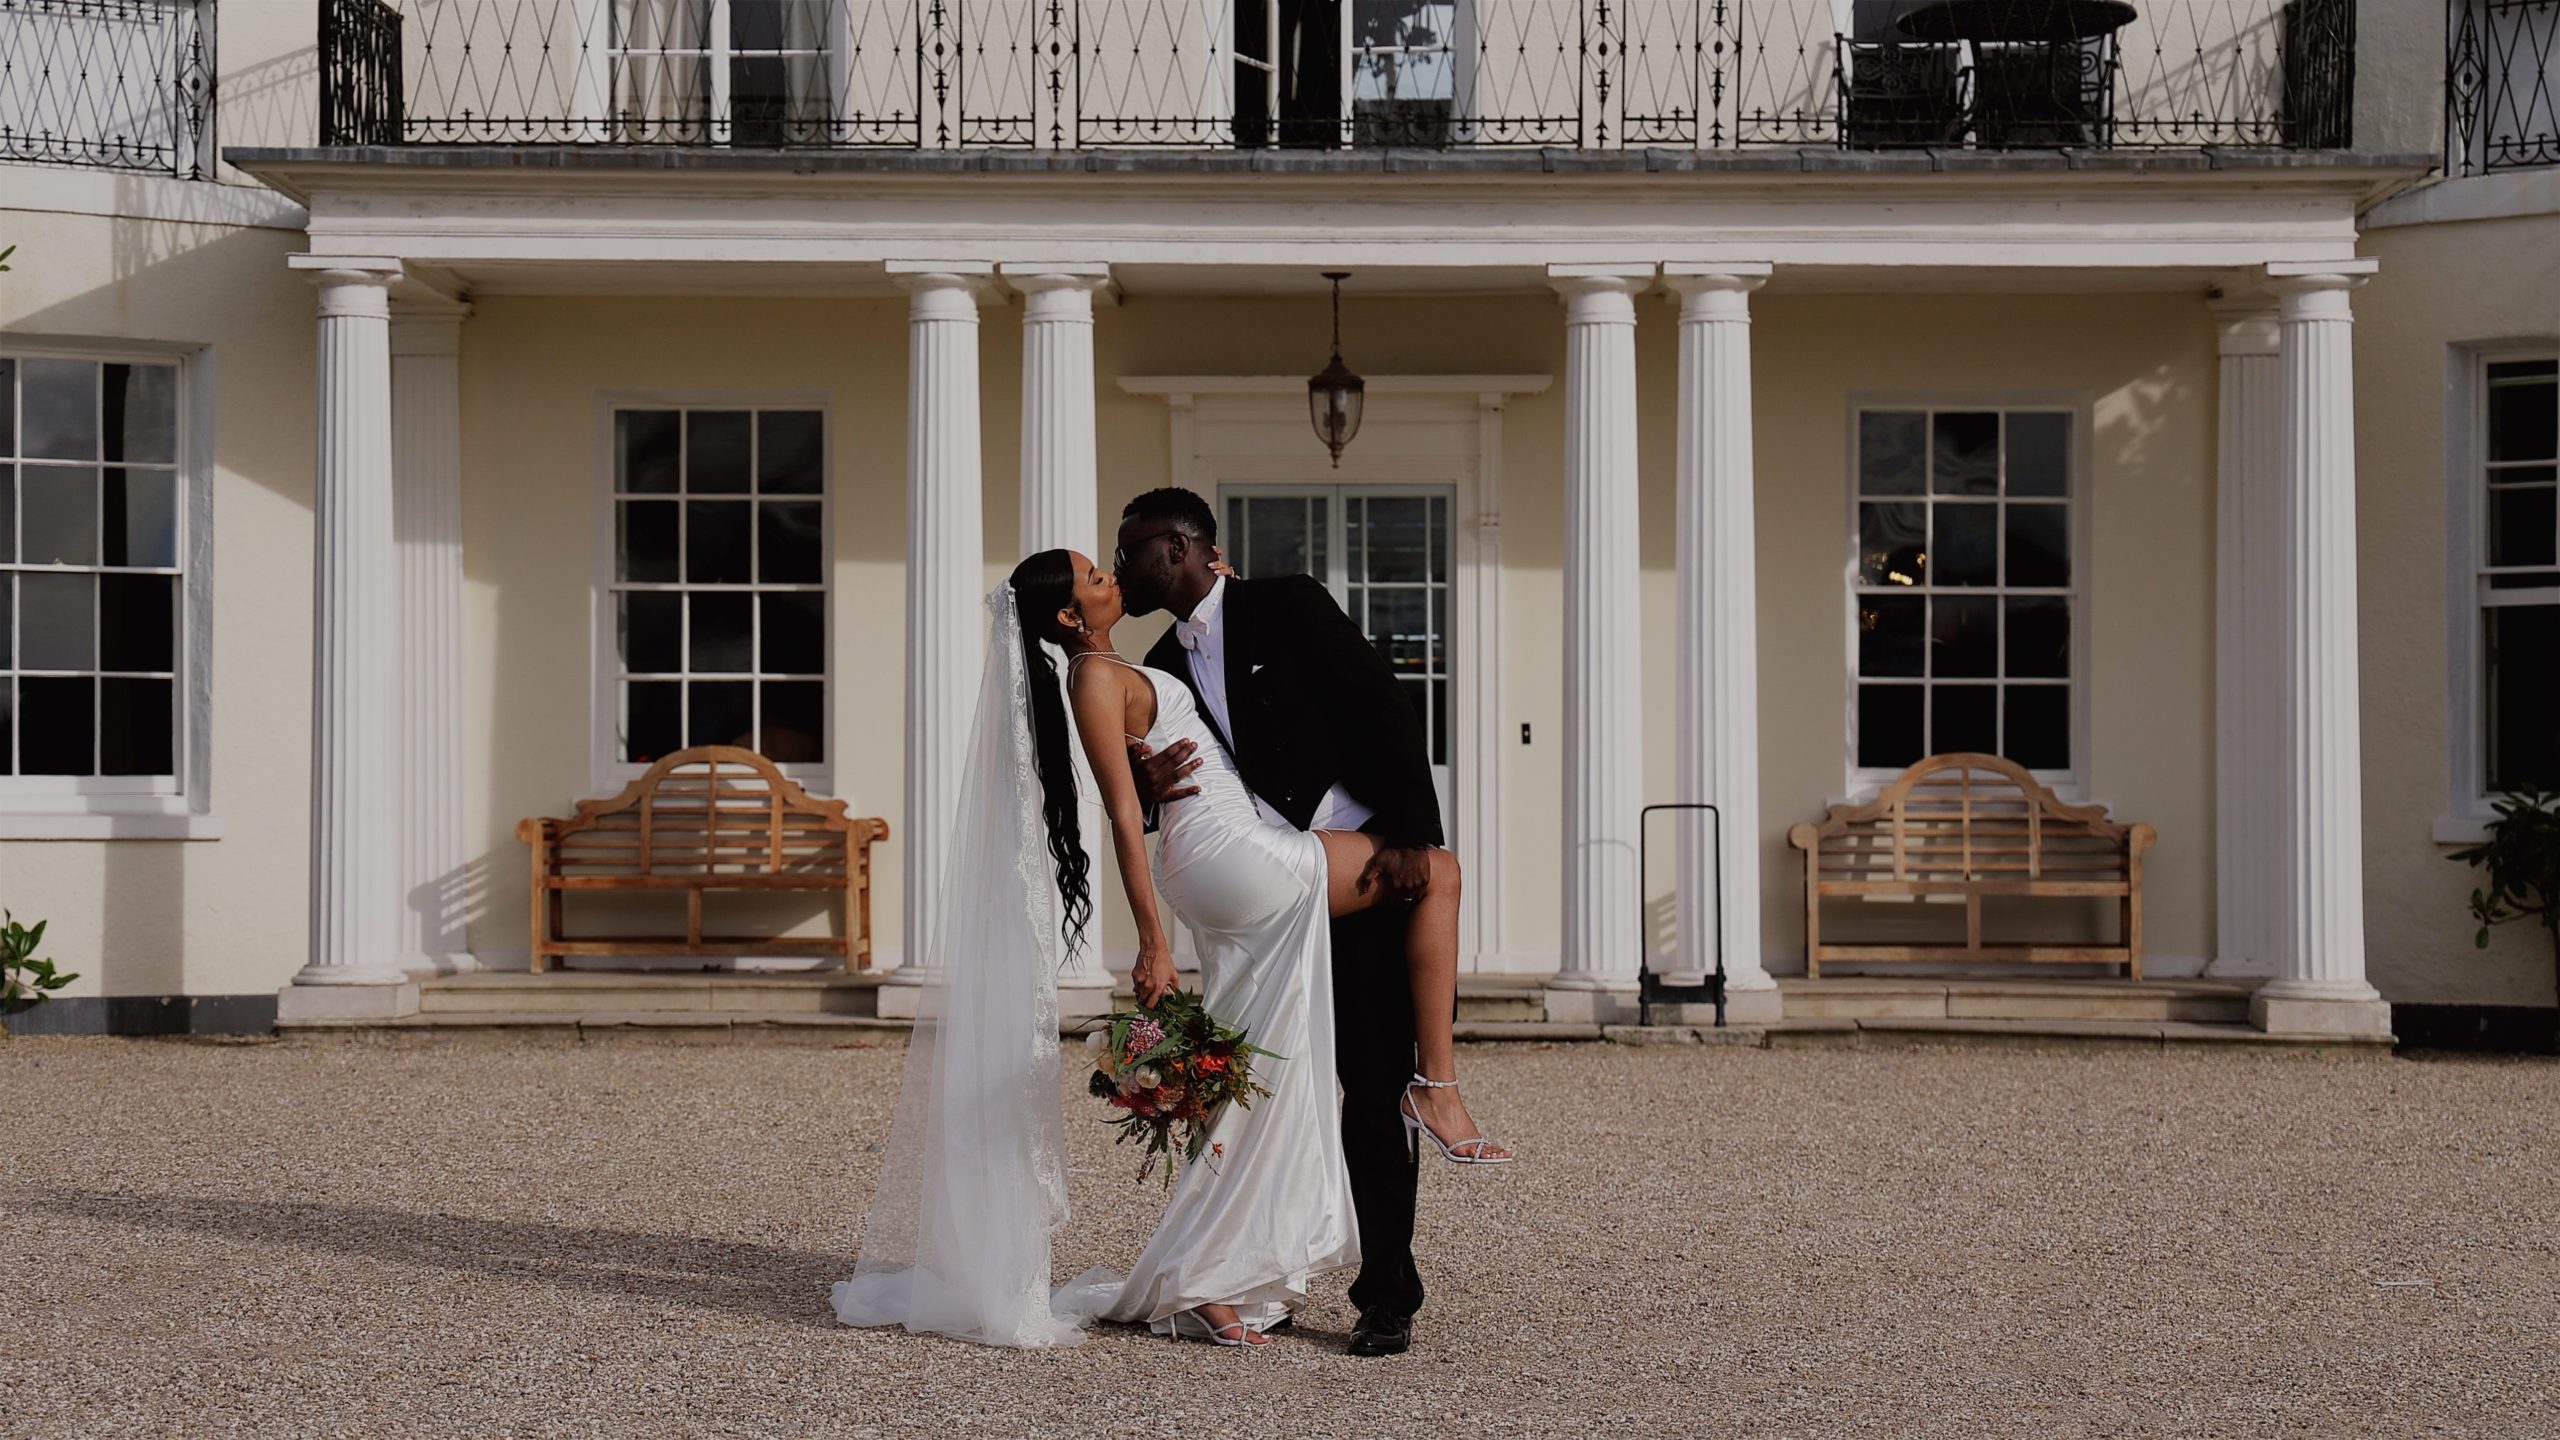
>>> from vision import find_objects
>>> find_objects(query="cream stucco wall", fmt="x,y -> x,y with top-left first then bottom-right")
2357,205 -> 2560,1010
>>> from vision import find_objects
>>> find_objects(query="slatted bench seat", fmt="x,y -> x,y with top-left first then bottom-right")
1786,752 -> 2155,978
515,746 -> 888,973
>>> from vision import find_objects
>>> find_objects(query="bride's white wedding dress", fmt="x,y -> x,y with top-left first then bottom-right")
830,587 -> 1353,1348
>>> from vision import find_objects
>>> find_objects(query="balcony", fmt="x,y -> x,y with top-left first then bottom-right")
2448,0 -> 2559,175
1,0 -> 215,178
316,0 -> 2354,156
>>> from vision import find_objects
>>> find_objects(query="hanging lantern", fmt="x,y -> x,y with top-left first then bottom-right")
1307,271 -> 1365,469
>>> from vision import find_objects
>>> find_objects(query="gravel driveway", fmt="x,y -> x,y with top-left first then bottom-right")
1,1036 -> 2552,1439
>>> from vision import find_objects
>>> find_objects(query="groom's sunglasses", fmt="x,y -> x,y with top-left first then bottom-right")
1113,527 -> 1183,572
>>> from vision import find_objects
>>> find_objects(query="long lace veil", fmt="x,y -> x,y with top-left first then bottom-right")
831,582 -> 1086,1348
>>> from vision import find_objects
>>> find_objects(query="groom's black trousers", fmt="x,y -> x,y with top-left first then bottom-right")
1329,903 -> 1425,1319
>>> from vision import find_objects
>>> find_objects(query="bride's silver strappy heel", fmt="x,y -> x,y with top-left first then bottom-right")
1401,1075 -> 1517,1166
1170,1309 -> 1268,1347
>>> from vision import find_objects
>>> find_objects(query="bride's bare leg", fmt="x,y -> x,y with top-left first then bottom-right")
1317,831 -> 1511,1160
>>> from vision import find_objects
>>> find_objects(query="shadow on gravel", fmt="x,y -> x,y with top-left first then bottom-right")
25,1188 -> 847,1330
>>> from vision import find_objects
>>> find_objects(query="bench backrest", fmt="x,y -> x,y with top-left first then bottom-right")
1790,753 -> 2149,883
523,747 -> 876,880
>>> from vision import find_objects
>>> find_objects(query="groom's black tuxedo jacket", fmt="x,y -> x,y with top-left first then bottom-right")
1143,574 -> 1444,853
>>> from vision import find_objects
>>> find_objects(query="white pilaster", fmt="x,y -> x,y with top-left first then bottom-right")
1545,265 -> 1653,1025
1003,261 -> 1116,1018
280,258 -> 417,1021
392,303 -> 476,974
1664,264 -> 1781,1024
880,263 -> 994,1019
2251,261 -> 2392,1040
2211,298 -> 2282,981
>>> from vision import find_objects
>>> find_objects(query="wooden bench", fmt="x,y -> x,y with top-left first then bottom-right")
515,746 -> 888,973
1787,753 -> 2155,978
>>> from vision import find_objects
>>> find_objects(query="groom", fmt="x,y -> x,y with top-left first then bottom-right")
1113,486 -> 1441,1359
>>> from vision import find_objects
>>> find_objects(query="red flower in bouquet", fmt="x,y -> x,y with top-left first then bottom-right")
1081,990 -> 1278,1187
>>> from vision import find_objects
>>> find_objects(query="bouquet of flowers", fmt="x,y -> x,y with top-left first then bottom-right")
1082,990 -> 1276,1187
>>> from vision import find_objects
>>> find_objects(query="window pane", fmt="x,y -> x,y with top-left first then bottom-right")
2006,503 -> 2069,588
0,358 -> 13,454
1860,594 -> 1925,677
688,411 -> 752,493
2487,368 -> 2558,463
1858,502 -> 1927,586
761,591 -> 825,674
1931,595 -> 1998,678
21,572 -> 94,670
1366,497 -> 1429,582
103,364 -> 177,466
0,679 -> 10,775
1932,412 -> 1999,496
99,677 -> 173,776
758,501 -> 823,583
1429,494 -> 1448,583
1430,678 -> 1447,764
617,411 -> 682,494
2005,596 -> 2070,679
1931,503 -> 1996,586
687,680 -> 754,748
99,573 -> 175,673
1244,496 -> 1317,578
761,680 -> 824,762
1368,588 -> 1428,671
617,501 -> 679,581
1398,676 -> 1429,739
685,501 -> 752,583
623,680 -> 683,764
2006,413 -> 2070,497
2486,605 -> 2560,791
758,411 -> 824,494
22,360 -> 97,460
1858,685 -> 1924,769
104,468 -> 178,568
1,466 -> 14,561
19,676 -> 93,774
2489,486 -> 2557,569
1859,412 -> 1926,496
689,592 -> 753,672
2004,686 -> 2070,770
1932,684 -> 1997,755
619,591 -> 683,674
22,466 -> 99,565
0,576 -> 9,668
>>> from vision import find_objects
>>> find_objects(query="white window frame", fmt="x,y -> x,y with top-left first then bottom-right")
588,389 -> 834,799
0,338 -> 217,841
2441,342 -> 2560,841
1842,390 -> 2094,800
576,0 -> 849,145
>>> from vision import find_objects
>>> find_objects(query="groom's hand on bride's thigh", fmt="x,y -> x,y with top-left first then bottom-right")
1357,845 -> 1433,903
1130,739 -> 1204,805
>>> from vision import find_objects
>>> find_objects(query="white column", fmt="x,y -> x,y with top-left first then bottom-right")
279,258 -> 417,1021
2251,260 -> 2392,1039
392,303 -> 476,973
880,263 -> 994,1019
1004,261 -> 1116,1018
1545,265 -> 1653,1025
2211,298 -> 2282,980
1664,264 -> 1781,1024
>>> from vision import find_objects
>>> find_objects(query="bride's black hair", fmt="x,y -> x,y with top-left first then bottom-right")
1007,549 -> 1094,957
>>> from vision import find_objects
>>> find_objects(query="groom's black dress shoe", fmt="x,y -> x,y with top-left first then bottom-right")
1346,1307 -> 1412,1357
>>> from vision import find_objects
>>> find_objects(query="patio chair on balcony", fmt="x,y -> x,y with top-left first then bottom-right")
1969,38 -> 2119,147
1838,40 -> 1966,149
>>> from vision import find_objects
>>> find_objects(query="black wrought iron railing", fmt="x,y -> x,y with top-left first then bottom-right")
313,0 -> 2356,155
2449,0 -> 2558,175
1,0 -> 215,177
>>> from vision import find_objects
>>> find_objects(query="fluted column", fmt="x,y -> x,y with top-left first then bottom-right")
392,304 -> 476,973
1545,265 -> 1652,1024
279,259 -> 416,1020
1004,262 -> 1115,1018
2251,261 -> 2391,1039
881,263 -> 994,1017
1665,265 -> 1780,1023
2211,298 -> 2282,980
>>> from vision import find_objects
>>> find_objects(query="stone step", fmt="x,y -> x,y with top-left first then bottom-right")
280,1010 -> 908,1045
1776,976 -> 2253,1025
1749,1015 -> 2389,1053
419,970 -> 881,1017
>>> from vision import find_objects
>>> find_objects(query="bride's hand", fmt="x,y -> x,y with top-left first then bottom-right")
1132,942 -> 1178,1008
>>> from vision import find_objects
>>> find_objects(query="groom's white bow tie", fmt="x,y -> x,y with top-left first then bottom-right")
1174,617 -> 1211,652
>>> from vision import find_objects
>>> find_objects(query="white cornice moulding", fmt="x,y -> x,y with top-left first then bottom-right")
1119,375 -> 1551,397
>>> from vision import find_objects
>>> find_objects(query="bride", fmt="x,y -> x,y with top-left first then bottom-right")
832,549 -> 1509,1351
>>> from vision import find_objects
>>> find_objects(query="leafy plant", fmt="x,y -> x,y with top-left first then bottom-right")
0,243 -> 14,272
2449,785 -> 2560,1013
1,911 -> 76,1037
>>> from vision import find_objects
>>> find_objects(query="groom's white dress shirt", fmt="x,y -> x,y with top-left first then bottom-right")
1175,575 -> 1376,835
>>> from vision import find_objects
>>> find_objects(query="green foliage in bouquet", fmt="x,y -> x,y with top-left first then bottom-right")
2450,784 -> 2560,1010
1,911 -> 76,1038
1080,990 -> 1277,1188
